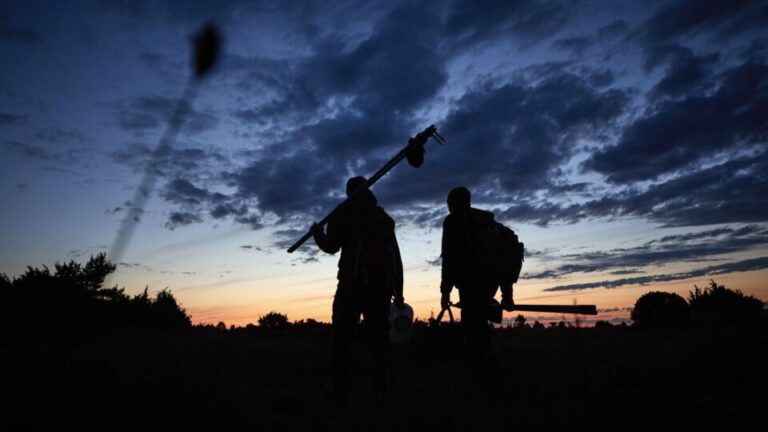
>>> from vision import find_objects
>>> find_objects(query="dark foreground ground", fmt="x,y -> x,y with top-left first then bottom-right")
4,322 -> 767,432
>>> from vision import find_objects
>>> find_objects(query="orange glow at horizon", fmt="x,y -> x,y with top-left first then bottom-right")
185,268 -> 768,327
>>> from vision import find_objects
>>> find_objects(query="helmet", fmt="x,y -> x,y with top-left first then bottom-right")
389,302 -> 414,344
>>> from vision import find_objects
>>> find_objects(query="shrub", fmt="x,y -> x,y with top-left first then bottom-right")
688,280 -> 764,328
258,311 -> 289,329
594,320 -> 613,329
631,291 -> 690,328
3,254 -> 191,342
513,314 -> 527,328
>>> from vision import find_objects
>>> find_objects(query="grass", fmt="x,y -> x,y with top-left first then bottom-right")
4,322 -> 766,431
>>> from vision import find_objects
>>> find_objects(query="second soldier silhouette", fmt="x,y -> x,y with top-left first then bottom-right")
440,186 -> 508,387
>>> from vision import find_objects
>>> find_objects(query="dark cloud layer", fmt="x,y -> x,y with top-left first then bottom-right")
637,0 -> 767,49
498,148 -> 768,228
0,21 -> 41,44
111,142 -> 225,176
35,127 -> 86,144
1,140 -> 81,164
165,211 -> 203,230
94,0 -> 766,247
586,61 -> 767,183
527,224 -> 768,280
115,96 -> 219,134
0,112 -> 27,125
376,68 -> 629,210
544,256 -> 768,292
444,0 -> 574,48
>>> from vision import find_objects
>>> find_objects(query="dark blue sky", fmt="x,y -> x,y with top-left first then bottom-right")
1,0 -> 766,323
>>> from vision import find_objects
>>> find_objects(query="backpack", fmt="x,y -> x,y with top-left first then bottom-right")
348,207 -> 400,287
472,218 -> 524,286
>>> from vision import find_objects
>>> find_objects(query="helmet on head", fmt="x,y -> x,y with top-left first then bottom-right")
346,176 -> 367,197
447,186 -> 471,214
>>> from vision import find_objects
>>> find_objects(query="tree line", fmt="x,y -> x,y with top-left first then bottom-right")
1,253 -> 190,343
2,254 -> 764,343
631,280 -> 764,329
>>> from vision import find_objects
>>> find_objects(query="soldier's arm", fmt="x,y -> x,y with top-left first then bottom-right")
501,283 -> 514,310
391,227 -> 405,307
312,218 -> 342,254
440,217 -> 454,305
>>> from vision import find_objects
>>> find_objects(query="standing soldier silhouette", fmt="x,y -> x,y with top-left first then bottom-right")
311,176 -> 404,403
440,186 -> 510,384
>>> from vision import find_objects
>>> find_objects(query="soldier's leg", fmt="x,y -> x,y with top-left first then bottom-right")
458,286 -> 493,381
331,289 -> 361,400
361,289 -> 391,398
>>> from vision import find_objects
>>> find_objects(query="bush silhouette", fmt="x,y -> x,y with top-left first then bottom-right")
2,253 -> 191,343
258,311 -> 289,329
688,280 -> 764,328
631,291 -> 690,328
513,314 -> 527,328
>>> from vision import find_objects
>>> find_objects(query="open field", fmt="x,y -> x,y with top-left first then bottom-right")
4,321 -> 766,431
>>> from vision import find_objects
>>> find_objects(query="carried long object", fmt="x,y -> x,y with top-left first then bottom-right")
508,304 -> 597,315
287,125 -> 445,253
436,302 -> 597,324
450,302 -> 596,315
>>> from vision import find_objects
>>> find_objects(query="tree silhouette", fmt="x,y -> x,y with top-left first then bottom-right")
688,280 -> 764,327
514,314 -> 527,328
2,253 -> 191,343
151,288 -> 192,329
595,320 -> 613,329
631,291 -> 690,328
258,311 -> 289,330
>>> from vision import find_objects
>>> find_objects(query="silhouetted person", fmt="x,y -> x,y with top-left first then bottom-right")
439,186 -> 507,386
311,176 -> 404,403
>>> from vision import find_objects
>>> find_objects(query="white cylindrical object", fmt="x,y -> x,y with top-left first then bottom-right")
389,302 -> 414,344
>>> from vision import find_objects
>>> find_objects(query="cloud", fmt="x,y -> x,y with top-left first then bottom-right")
101,0 -> 765,240
0,22 -> 41,44
1,140 -> 82,164
498,150 -> 768,228
621,150 -> 768,227
637,0 -> 767,48
111,142 -> 224,176
444,0 -> 575,48
426,256 -> 442,267
644,44 -> 719,99
35,127 -> 87,144
597,20 -> 630,41
217,59 -> 630,234
165,211 -> 203,230
376,67 -> 629,211
543,256 -> 768,292
648,225 -> 764,245
163,178 -> 220,206
125,1 -> 621,237
552,36 -> 593,56
233,148 -> 343,219
210,203 -> 248,219
115,96 -> 219,134
160,177 -> 263,229
584,60 -> 768,183
233,213 -> 263,230
0,112 -> 27,125
528,223 -> 768,280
